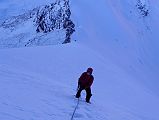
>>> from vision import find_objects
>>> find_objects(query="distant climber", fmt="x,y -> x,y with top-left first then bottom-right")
75,68 -> 94,103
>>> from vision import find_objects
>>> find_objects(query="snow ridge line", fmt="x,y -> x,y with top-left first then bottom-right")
71,98 -> 79,120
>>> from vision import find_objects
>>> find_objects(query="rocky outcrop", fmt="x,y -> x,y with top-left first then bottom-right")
0,0 -> 75,48
136,0 -> 149,17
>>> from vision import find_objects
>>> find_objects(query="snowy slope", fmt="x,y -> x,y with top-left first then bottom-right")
0,43 -> 159,120
0,0 -> 159,120
0,43 -> 108,120
70,0 -> 159,94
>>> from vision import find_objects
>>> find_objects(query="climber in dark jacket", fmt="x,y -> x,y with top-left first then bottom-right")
76,68 -> 94,103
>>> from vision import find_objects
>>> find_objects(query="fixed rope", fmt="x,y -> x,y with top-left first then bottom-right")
71,98 -> 80,120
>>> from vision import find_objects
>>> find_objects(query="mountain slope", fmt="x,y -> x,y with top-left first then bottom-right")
0,43 -> 159,120
70,0 -> 159,95
0,0 -> 75,48
0,0 -> 159,120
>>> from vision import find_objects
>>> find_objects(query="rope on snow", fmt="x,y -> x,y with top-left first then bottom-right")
71,98 -> 80,120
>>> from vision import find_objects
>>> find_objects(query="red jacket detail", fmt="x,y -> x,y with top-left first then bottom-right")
78,72 -> 94,88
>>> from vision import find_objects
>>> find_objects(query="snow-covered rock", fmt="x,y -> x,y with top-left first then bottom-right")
0,0 -> 75,48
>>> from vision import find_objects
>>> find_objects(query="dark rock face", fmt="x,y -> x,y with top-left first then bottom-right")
136,0 -> 149,17
63,18 -> 75,43
35,0 -> 75,43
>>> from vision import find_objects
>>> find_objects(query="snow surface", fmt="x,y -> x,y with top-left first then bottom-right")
0,43 -> 159,120
70,0 -> 159,95
0,0 -> 159,120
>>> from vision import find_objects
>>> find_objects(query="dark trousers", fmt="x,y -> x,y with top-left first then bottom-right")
76,87 -> 92,102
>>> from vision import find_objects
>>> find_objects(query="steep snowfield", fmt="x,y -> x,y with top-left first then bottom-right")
0,0 -> 159,120
0,43 -> 159,120
0,43 -> 109,120
70,0 -> 159,94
